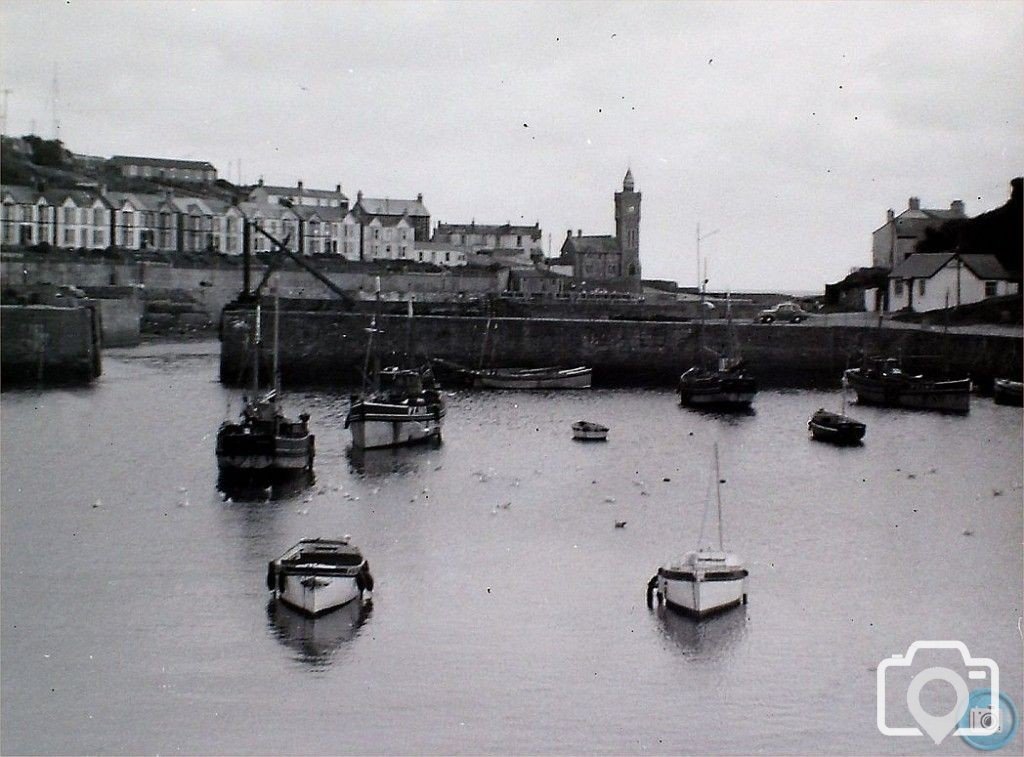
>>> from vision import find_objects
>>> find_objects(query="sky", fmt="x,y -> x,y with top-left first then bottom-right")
1,0 -> 1021,291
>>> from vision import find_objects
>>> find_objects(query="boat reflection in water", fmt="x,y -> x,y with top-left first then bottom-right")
266,597 -> 371,669
346,444 -> 434,479
217,470 -> 315,503
654,604 -> 748,659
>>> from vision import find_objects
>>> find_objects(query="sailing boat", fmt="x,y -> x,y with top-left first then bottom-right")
808,376 -> 866,445
345,290 -> 445,450
648,444 -> 749,618
678,288 -> 756,408
216,297 -> 315,478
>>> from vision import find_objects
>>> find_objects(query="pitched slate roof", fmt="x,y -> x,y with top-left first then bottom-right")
42,188 -> 109,207
109,155 -> 216,170
435,222 -> 541,240
889,252 -> 955,279
959,254 -> 1014,280
563,235 -> 620,254
103,191 -> 167,211
356,196 -> 429,217
1,185 -> 43,203
290,205 -> 346,222
253,184 -> 348,201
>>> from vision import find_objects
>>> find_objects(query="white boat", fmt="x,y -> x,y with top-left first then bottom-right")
267,537 -> 374,616
648,444 -> 748,618
475,365 -> 592,390
345,367 -> 445,449
572,420 -> 609,441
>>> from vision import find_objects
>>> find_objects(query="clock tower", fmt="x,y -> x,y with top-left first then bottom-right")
614,168 -> 642,285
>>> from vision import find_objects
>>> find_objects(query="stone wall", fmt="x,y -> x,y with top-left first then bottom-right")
1,304 -> 101,384
219,308 -> 1023,389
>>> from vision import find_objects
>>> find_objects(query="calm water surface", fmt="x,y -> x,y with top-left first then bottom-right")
2,340 -> 1021,755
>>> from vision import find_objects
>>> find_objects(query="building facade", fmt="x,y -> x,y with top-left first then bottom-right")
247,180 -> 348,211
108,156 -> 218,184
351,191 -> 430,242
871,196 -> 967,270
433,222 -> 542,257
887,252 -> 1019,312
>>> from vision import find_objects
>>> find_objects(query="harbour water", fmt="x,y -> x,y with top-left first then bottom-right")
2,340 -> 1021,755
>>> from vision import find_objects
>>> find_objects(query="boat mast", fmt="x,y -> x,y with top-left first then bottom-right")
714,442 -> 724,550
273,291 -> 280,400
252,300 -> 262,395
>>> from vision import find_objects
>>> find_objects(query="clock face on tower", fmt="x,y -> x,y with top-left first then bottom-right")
626,205 -> 636,214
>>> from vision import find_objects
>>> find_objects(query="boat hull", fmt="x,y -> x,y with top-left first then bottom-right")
277,573 -> 362,617
993,379 -> 1024,406
657,568 -> 748,618
808,412 -> 865,445
216,430 -> 315,474
474,367 -> 592,390
573,429 -> 608,441
844,369 -> 970,413
346,401 -> 444,450
679,375 -> 757,408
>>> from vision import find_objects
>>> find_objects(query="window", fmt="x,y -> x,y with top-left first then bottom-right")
63,228 -> 74,245
984,281 -> 998,297
373,228 -> 380,240
63,207 -> 75,223
918,279 -> 926,295
894,280 -> 904,296
93,208 -> 103,225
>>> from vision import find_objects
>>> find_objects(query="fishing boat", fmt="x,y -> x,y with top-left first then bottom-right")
993,378 -> 1023,406
346,291 -> 445,450
345,365 -> 446,449
808,408 -> 866,445
267,537 -> 374,617
679,290 -> 756,409
843,357 -> 970,413
648,444 -> 749,618
572,420 -> 609,441
216,299 -> 315,477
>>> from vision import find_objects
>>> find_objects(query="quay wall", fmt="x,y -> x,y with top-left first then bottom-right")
219,309 -> 1023,389
1,305 -> 102,385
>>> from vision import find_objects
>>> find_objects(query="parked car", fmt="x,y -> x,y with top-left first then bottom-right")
755,302 -> 811,324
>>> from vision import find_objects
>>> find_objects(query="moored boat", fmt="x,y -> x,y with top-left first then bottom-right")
843,357 -> 970,413
648,444 -> 749,618
267,537 -> 374,617
572,420 -> 609,441
216,297 -> 314,478
476,365 -> 592,389
993,378 -> 1023,406
808,408 -> 866,445
345,366 -> 445,450
679,357 -> 757,409
216,390 -> 315,475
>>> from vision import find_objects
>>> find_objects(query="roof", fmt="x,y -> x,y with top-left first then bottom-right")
563,235 -> 620,254
251,184 -> 348,201
355,196 -> 429,217
109,155 -> 216,171
290,205 -> 346,222
873,207 -> 966,235
832,266 -> 891,288
2,185 -> 43,203
959,254 -> 1014,280
238,201 -> 296,220
413,240 -> 473,251
435,222 -> 541,240
888,252 -> 1015,281
889,252 -> 955,279
103,191 -> 167,211
42,188 -> 108,207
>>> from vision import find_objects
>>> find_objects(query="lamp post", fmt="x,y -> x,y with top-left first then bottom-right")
696,222 -> 720,291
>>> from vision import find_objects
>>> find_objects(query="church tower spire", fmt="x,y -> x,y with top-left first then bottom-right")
614,168 -> 642,289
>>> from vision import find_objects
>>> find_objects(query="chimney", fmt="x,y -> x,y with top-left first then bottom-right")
336,184 -> 341,193
297,180 -> 303,192
577,229 -> 582,237
886,209 -> 895,222
908,196 -> 920,211
357,190 -> 363,201
950,200 -> 964,216
417,193 -> 423,203
566,229 -> 573,238
258,177 -> 264,187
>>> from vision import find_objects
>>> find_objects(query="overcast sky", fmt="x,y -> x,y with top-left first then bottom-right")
1,1 -> 1021,290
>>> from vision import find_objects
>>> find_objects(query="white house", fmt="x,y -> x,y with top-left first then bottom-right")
887,252 -> 1019,312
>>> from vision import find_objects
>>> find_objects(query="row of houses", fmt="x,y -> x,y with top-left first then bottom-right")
0,181 -> 548,271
